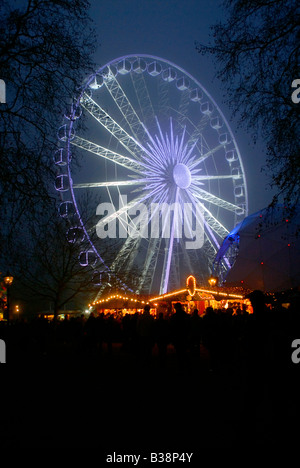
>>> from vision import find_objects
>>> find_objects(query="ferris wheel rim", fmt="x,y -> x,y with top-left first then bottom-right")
59,53 -> 248,294
80,54 -> 248,216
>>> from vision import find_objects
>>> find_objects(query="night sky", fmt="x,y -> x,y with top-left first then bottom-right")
88,0 -> 274,215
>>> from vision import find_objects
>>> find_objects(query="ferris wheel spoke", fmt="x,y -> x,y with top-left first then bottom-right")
183,191 -> 221,249
159,187 -> 180,293
194,174 -> 236,181
111,235 -> 143,276
80,93 -> 145,160
197,144 -> 224,163
108,217 -> 163,289
131,71 -> 156,129
176,89 -> 191,130
192,187 -> 240,212
142,117 -> 196,170
104,70 -> 149,144
137,237 -> 162,294
73,179 -> 147,189
104,189 -> 145,274
203,235 -> 222,270
181,243 -> 195,274
187,116 -> 209,147
203,206 -> 229,239
145,118 -> 170,162
71,135 -> 144,174
186,189 -> 229,240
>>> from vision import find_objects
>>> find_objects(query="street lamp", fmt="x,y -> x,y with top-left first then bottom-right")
15,304 -> 20,320
208,276 -> 218,288
4,274 -> 14,323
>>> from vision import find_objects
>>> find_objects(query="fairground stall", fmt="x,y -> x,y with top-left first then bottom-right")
86,275 -> 252,317
149,275 -> 253,316
88,293 -> 154,317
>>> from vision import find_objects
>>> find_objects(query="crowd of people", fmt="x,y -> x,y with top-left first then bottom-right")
1,290 -> 299,375
2,291 -> 298,448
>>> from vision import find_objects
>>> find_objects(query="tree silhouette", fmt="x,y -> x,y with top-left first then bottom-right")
0,0 -> 97,251
18,214 -> 96,318
11,194 -> 142,318
196,0 -> 299,207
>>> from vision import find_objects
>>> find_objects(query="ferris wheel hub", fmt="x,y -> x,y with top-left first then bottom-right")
173,163 -> 191,189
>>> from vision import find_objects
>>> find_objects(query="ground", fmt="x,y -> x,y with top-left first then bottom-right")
1,339 -> 297,449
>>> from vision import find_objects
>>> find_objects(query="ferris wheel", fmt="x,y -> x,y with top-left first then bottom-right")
55,54 -> 248,295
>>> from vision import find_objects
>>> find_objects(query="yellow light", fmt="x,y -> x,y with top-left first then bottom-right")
150,289 -> 186,302
4,275 -> 14,286
208,276 -> 218,287
196,288 -> 244,300
186,275 -> 196,297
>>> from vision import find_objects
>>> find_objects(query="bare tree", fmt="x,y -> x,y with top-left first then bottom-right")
15,192 -> 143,318
196,0 -> 299,207
0,0 -> 97,247
16,211 -> 94,318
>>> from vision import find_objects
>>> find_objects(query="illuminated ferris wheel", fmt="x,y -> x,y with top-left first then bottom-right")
55,55 -> 248,295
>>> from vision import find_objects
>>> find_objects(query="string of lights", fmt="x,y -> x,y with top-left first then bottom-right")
88,294 -> 150,308
88,276 -> 247,310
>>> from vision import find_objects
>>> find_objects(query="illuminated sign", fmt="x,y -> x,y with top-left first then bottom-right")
186,275 -> 196,297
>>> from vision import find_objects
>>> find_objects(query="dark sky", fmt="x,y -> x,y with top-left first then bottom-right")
89,0 -> 274,215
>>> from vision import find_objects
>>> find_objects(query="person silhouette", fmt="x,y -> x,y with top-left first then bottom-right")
136,305 -> 154,366
154,312 -> 169,366
170,303 -> 190,365
190,308 -> 202,356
